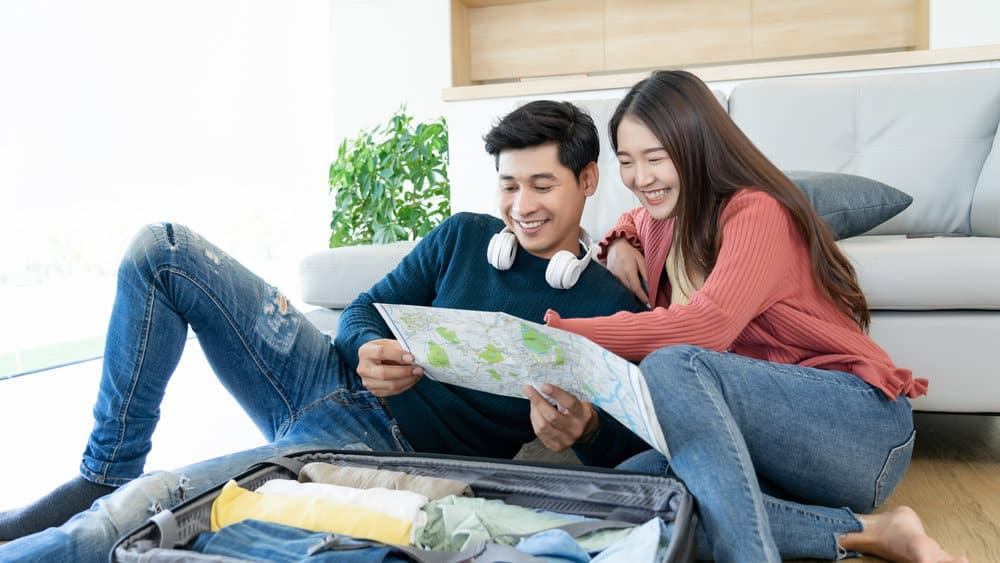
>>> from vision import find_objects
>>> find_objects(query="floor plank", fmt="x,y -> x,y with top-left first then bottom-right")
792,412 -> 1000,562
877,413 -> 1000,562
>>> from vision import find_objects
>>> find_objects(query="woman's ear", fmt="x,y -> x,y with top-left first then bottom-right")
580,161 -> 599,196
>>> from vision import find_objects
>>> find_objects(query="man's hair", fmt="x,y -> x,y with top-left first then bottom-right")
483,100 -> 599,179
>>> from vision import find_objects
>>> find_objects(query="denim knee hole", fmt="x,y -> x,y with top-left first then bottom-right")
254,288 -> 302,354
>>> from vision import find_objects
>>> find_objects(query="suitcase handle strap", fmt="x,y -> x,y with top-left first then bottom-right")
252,455 -> 306,475
518,519 -> 635,539
149,508 -> 180,549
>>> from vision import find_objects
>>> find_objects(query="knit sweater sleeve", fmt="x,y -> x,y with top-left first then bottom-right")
597,208 -> 645,262
547,191 -> 797,362
334,217 -> 454,373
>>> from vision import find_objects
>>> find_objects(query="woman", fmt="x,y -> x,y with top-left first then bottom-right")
539,71 -> 963,562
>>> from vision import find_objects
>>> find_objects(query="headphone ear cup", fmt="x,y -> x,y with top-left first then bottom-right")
546,250 -> 580,289
487,229 -> 517,271
545,229 -> 595,289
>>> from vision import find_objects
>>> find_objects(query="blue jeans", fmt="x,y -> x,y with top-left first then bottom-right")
618,345 -> 915,562
0,223 -> 411,562
191,519 -> 411,562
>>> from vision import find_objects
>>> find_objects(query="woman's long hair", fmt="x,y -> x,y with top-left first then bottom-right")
609,70 -> 870,330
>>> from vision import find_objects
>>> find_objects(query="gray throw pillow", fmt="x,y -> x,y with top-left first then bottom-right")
785,170 -> 913,240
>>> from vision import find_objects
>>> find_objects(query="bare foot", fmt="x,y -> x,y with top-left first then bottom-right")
840,506 -> 967,563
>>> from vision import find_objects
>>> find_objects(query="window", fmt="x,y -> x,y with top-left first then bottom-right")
0,1 -> 334,379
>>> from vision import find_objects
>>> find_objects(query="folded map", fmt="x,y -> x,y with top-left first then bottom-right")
374,303 -> 668,457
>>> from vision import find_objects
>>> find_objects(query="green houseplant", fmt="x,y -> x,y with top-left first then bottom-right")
328,107 -> 450,248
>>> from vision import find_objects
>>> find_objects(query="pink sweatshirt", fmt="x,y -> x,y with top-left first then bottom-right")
546,190 -> 927,399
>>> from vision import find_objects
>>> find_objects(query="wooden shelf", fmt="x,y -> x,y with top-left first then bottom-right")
450,0 -> 929,87
458,0 -> 542,6
442,44 -> 1000,101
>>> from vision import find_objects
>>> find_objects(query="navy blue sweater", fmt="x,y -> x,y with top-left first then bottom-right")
334,213 -> 647,466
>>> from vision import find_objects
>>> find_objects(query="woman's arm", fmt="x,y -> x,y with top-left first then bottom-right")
600,208 -> 651,304
548,191 -> 799,361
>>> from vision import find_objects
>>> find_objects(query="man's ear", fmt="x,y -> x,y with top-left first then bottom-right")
580,161 -> 599,197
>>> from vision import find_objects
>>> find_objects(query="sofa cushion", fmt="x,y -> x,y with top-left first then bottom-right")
299,240 -> 419,309
729,68 -> 1000,236
837,235 -> 1000,310
786,170 -> 913,239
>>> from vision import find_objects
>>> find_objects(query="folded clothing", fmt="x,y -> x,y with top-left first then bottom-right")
418,495 -> 633,553
299,462 -> 472,500
256,479 -> 427,541
210,480 -> 413,545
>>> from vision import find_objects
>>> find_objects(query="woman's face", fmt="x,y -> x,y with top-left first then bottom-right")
616,115 -> 680,220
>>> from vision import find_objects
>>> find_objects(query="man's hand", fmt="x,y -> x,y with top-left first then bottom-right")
606,238 -> 649,305
357,339 -> 424,397
524,383 -> 599,452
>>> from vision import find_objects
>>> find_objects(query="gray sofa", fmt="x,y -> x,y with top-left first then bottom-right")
301,67 -> 1000,415
727,68 -> 1000,414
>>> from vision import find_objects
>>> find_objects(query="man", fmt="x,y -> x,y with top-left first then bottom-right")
0,100 -> 647,561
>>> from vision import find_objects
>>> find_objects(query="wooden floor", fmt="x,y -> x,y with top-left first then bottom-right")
877,412 -> 999,561
794,412 -> 1000,562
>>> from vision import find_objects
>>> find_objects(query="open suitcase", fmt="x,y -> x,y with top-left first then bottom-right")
112,449 -> 696,562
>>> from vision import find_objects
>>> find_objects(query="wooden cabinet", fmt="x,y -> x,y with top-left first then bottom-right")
605,0 -> 753,70
450,0 -> 928,86
467,0 -> 604,81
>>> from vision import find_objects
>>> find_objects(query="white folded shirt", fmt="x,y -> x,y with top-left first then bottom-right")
255,478 -> 429,539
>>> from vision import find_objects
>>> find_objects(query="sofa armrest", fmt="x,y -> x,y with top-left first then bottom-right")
298,240 -> 419,309
304,307 -> 344,338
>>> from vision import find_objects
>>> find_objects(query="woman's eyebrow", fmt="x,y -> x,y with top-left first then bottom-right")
616,147 -> 666,157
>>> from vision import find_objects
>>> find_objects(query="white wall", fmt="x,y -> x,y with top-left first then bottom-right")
0,2 -> 335,292
930,0 -> 1000,49
0,0 -> 336,507
329,0 -> 451,145
0,2 -> 337,378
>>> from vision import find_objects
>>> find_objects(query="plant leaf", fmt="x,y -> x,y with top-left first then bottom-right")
327,107 -> 450,248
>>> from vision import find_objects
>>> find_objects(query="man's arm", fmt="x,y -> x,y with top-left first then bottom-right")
334,215 -> 460,373
356,338 -> 424,397
525,384 -> 648,467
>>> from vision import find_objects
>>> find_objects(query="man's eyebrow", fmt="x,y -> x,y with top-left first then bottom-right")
498,173 -> 559,180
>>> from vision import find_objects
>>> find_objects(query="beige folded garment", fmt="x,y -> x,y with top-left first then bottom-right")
299,462 -> 473,500
256,479 -> 428,542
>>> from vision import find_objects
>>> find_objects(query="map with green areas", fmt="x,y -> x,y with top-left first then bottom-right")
374,303 -> 668,457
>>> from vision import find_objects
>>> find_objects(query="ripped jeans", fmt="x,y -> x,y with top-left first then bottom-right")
0,223 -> 410,562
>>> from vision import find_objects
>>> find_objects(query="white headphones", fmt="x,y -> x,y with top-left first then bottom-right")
486,226 -> 595,289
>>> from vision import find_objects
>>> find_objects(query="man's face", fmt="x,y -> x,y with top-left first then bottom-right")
497,142 -> 595,259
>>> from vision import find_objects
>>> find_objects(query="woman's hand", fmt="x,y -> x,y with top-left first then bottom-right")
356,339 -> 423,397
606,238 -> 650,305
524,383 -> 599,452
